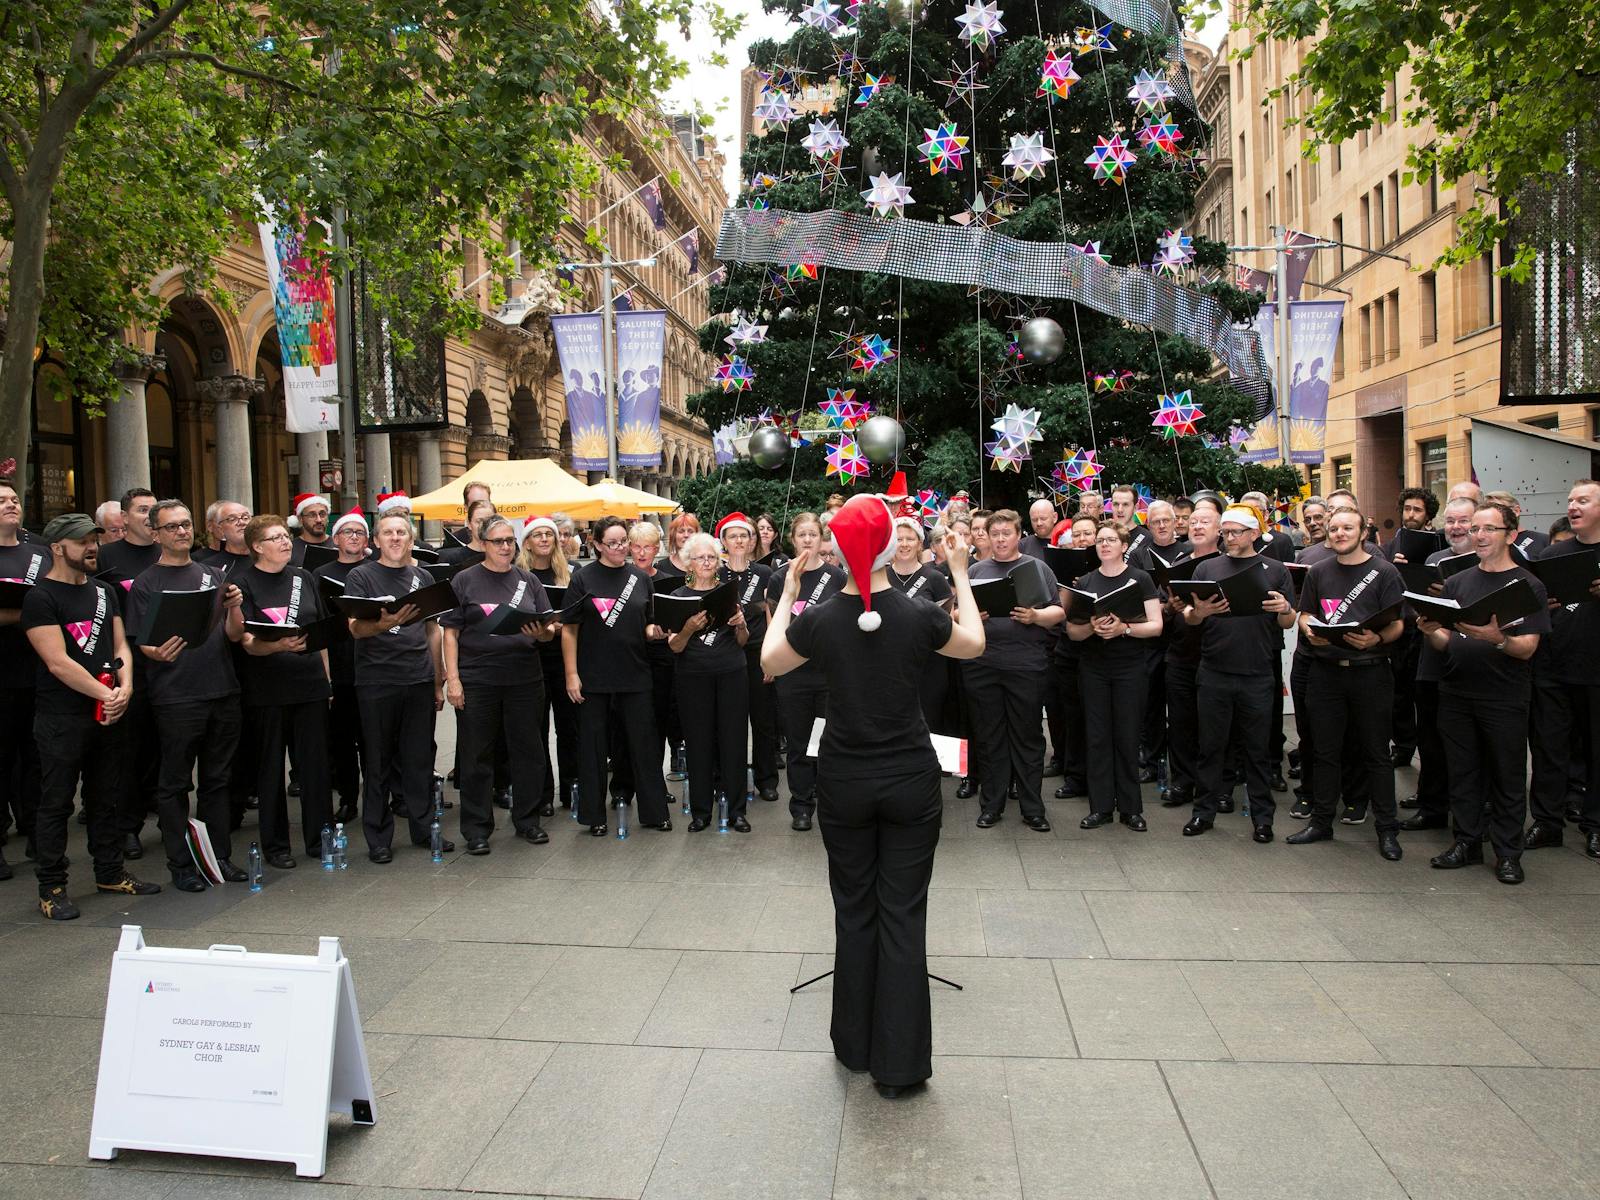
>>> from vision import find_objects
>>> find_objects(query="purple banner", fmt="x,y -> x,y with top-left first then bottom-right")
615,310 -> 666,468
1239,300 -> 1347,464
641,181 -> 667,231
550,313 -> 609,471
1281,230 -> 1317,302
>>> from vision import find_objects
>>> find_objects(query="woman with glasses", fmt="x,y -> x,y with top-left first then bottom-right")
562,516 -> 673,836
606,521 -> 678,811
441,514 -> 554,853
518,516 -> 577,815
234,515 -> 332,868
669,532 -> 752,831
716,513 -> 778,803
1068,521 -> 1163,831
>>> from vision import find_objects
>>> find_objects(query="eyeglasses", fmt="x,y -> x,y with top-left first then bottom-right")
1221,527 -> 1255,538
689,553 -> 720,562
220,513 -> 252,525
1467,526 -> 1508,535
484,537 -> 517,547
599,540 -> 628,550
1094,537 -> 1123,546
258,532 -> 292,544
336,528 -> 367,538
155,520 -> 193,533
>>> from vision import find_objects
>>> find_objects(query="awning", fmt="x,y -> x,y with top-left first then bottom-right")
404,457 -> 679,521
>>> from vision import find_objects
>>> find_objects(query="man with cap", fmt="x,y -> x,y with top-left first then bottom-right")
717,511 -> 779,803
315,508 -> 373,820
763,494 -> 984,1098
0,478 -> 49,879
22,513 -> 160,918
290,493 -> 332,565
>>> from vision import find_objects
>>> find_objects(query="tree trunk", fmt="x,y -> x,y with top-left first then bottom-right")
0,180 -> 52,497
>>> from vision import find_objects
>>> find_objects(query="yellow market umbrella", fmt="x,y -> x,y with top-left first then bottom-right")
406,458 -> 596,520
563,478 -> 681,521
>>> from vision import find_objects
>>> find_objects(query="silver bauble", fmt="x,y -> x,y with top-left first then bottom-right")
1018,316 -> 1066,365
747,425 -> 790,470
857,414 -> 906,464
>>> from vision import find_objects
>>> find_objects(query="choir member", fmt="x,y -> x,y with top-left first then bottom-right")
755,512 -> 788,569
1161,501 -> 1220,809
716,513 -> 778,802
518,516 -> 578,815
315,509 -> 372,821
1386,487 -> 1440,770
290,493 -> 331,562
0,480 -> 49,880
889,516 -> 954,733
1051,513 -> 1101,801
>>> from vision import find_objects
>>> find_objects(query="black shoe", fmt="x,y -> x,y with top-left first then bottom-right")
1042,759 -> 1063,779
333,803 -> 358,824
1400,812 -> 1448,831
1430,840 -> 1484,869
466,839 -> 491,855
288,781 -> 301,798
1378,833 -> 1403,861
38,886 -> 80,921
1121,811 -> 1148,832
1587,832 -> 1600,860
1401,792 -> 1420,809
1252,824 -> 1274,844
1216,797 -> 1236,814
792,814 -> 813,832
539,801 -> 555,818
518,828 -> 550,844
0,850 -> 10,881
245,795 -> 259,811
1023,815 -> 1051,833
1008,780 -> 1020,800
1054,782 -> 1085,800
97,872 -> 161,896
368,847 -> 394,864
646,820 -> 672,833
1340,808 -> 1368,826
589,825 -> 608,838
1495,857 -> 1525,885
733,816 -> 752,832
1137,764 -> 1157,784
267,852 -> 297,870
976,810 -> 1001,829
1286,825 -> 1332,845
759,788 -> 780,803
1161,790 -> 1189,809
874,1080 -> 926,1100
436,839 -> 456,854
217,859 -> 249,883
1182,817 -> 1213,837
689,817 -> 710,832
1080,812 -> 1115,830
493,789 -> 512,810
1286,763 -> 1302,781
171,868 -> 207,892
1289,798 -> 1313,820
955,777 -> 976,799
1524,824 -> 1564,850
121,832 -> 143,860
1270,772 -> 1288,793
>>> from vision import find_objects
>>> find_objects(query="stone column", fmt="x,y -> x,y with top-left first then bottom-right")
297,432 -> 329,495
415,432 -> 443,541
106,354 -> 163,501
363,432 -> 392,507
197,374 -> 264,505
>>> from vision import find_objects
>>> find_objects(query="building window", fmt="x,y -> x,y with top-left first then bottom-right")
1264,112 -> 1273,158
1384,75 -> 1398,119
1360,195 -> 1371,251
1388,171 -> 1401,239
1333,323 -> 1346,380
1238,132 -> 1246,178
1308,157 -> 1319,203
1420,437 -> 1448,504
1592,408 -> 1600,442
1372,182 -> 1386,245
1285,165 -> 1296,222
1235,61 -> 1243,97
1266,187 -> 1275,232
1419,272 -> 1438,345
1334,457 -> 1354,492
1468,251 -> 1498,331
1387,289 -> 1401,360
1332,215 -> 1345,273
1240,206 -> 1249,243
1332,141 -> 1342,173
1522,413 -> 1560,430
1426,159 -> 1439,215
29,357 -> 82,527
1360,303 -> 1373,371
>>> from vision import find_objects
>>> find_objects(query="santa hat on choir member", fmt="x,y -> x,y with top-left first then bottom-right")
714,511 -> 754,542
1049,518 -> 1075,547
1220,503 -> 1262,531
376,490 -> 411,514
330,507 -> 367,537
293,492 -> 328,517
520,515 -> 558,542
830,493 -> 897,632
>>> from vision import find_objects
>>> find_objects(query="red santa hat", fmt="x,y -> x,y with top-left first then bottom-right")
330,507 -> 367,537
520,515 -> 558,541
885,470 -> 910,500
376,490 -> 410,514
1049,518 -> 1076,547
714,511 -> 754,541
829,493 -> 896,632
293,492 -> 328,516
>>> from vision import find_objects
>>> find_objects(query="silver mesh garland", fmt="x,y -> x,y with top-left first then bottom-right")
1087,0 -> 1196,110
716,207 -> 1272,417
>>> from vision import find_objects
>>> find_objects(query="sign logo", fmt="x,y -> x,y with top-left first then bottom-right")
592,597 -> 617,619
67,620 -> 94,649
145,981 -> 155,993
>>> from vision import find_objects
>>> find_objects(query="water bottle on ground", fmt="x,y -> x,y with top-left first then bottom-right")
321,823 -> 335,870
745,767 -> 755,807
247,842 -> 263,892
430,815 -> 444,863
570,781 -> 581,821
615,797 -> 629,840
718,792 -> 730,834
333,823 -> 349,870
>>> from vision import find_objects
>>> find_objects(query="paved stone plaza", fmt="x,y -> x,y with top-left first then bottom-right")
5,729 -> 1600,1200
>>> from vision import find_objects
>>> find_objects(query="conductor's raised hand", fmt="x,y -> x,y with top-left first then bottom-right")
943,527 -> 971,572
781,548 -> 815,600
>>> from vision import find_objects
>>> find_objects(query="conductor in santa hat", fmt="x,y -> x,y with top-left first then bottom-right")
762,493 -> 985,1097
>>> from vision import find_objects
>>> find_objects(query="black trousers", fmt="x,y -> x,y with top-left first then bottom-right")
1528,680 -> 1600,833
1290,651 -> 1317,801
1053,657 -> 1087,789
155,698 -> 241,872
818,764 -> 941,1088
611,649 -> 674,800
1414,680 -> 1449,818
1306,660 -> 1398,834
328,682 -> 364,806
1043,638 -> 1065,764
33,711 -> 124,889
744,648 -> 779,794
114,686 -> 160,836
1269,646 -> 1286,763
358,682 -> 437,849
251,699 -> 332,858
1438,689 -> 1530,860
1194,667 -> 1277,825
578,689 -> 669,827
1139,645 -> 1168,771
1080,652 -> 1148,815
963,663 -> 1047,820
676,666 -> 749,819
1390,627 -> 1421,756
0,686 -> 41,842
777,672 -> 827,818
1164,659 -> 1199,800
459,680 -> 546,842
539,652 -> 579,805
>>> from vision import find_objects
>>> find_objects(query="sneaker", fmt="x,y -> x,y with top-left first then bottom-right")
39,886 -> 80,920
96,872 -> 162,896
1339,807 -> 1368,826
1289,798 -> 1313,820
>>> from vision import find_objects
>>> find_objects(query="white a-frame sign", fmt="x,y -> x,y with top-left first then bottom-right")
89,926 -> 375,1177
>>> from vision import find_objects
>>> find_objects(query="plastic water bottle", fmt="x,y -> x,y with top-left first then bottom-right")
431,772 -> 445,814
668,744 -> 686,782
430,815 -> 444,863
333,823 -> 349,870
745,767 -> 756,806
247,842 -> 263,893
717,792 -> 730,834
680,775 -> 690,816
615,797 -> 629,840
570,781 -> 581,822
321,823 -> 335,870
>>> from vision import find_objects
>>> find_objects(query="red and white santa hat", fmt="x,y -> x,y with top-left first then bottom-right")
520,515 -> 558,541
293,492 -> 328,517
714,511 -> 755,543
330,507 -> 368,537
830,493 -> 897,632
376,490 -> 411,514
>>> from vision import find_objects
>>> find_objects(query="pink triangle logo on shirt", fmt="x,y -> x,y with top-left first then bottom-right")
118,579 -> 133,591
790,600 -> 807,616
261,606 -> 289,624
66,620 -> 93,649
479,602 -> 499,615
1321,598 -> 1341,620
592,597 -> 617,619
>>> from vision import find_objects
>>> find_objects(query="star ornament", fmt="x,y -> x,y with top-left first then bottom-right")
1093,369 -> 1133,393
850,333 -> 897,373
918,123 -> 970,174
752,91 -> 796,127
1152,228 -> 1196,276
1085,134 -> 1137,185
1071,24 -> 1115,53
985,437 -> 1028,472
819,387 -> 868,429
1053,448 -> 1104,492
1151,390 -> 1204,438
1037,50 -> 1080,101
861,170 -> 914,218
1072,239 -> 1110,263
785,257 -> 819,282
724,318 -> 769,348
825,436 -> 870,482
801,119 -> 849,163
854,72 -> 893,106
956,1 -> 1006,51
799,0 -> 843,31
712,355 -> 755,393
915,489 -> 945,527
1136,116 -> 1184,157
990,403 -> 1043,452
934,62 -> 988,109
1002,131 -> 1055,181
1127,69 -> 1176,116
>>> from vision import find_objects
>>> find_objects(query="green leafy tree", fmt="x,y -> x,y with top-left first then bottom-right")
685,0 -> 1295,527
0,0 -> 735,496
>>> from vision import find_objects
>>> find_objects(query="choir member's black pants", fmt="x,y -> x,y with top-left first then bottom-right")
1079,653 -> 1148,815
33,711 -> 124,889
1290,651 -> 1317,801
1438,688 -> 1529,860
745,647 -> 780,794
1306,659 -> 1398,834
1163,659 -> 1199,800
578,689 -> 669,827
818,764 -> 940,1088
114,685 -> 160,838
1139,644 -> 1168,773
1194,667 -> 1277,825
1413,680 -> 1449,819
777,672 -> 827,819
539,650 -> 579,806
358,681 -> 437,850
251,699 -> 332,859
458,680 -> 546,842
328,682 -> 363,807
1529,680 -> 1600,833
1052,656 -> 1087,789
676,666 -> 749,820
154,697 -> 240,872
611,647 -> 674,801
1389,627 -> 1421,758
0,685 -> 41,844
963,663 -> 1047,821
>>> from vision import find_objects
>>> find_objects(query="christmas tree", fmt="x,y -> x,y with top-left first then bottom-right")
681,0 -> 1298,524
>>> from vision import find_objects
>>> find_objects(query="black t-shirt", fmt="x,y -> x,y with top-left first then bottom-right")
670,584 -> 747,675
721,561 -> 774,647
968,554 -> 1057,673
1019,534 -> 1051,559
438,543 -> 486,570
786,586 -> 953,780
563,561 -> 653,692
1193,553 -> 1295,677
314,558 -> 366,686
1127,538 -> 1190,574
1415,546 -> 1462,684
1161,549 -> 1219,667
198,547 -> 254,582
1513,529 -> 1550,561
653,556 -> 688,584
1535,537 -> 1600,686
234,565 -> 330,707
1073,566 -> 1158,666
1296,554 -> 1405,661
890,563 -> 953,607
0,541 -> 51,690
1255,531 -> 1298,562
440,564 -> 549,687
344,561 -> 438,687
20,577 -> 121,718
96,538 -> 160,583
765,562 -> 847,684
1436,564 -> 1550,700
756,549 -> 789,571
124,560 -> 239,706
529,563 -> 572,669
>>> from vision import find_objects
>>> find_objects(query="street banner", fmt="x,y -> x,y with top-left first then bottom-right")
615,310 -> 666,468
1239,299 -> 1346,464
714,422 -> 737,465
257,204 -> 339,433
550,313 -> 610,471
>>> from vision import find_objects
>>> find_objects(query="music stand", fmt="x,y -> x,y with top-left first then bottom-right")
792,968 -> 962,993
